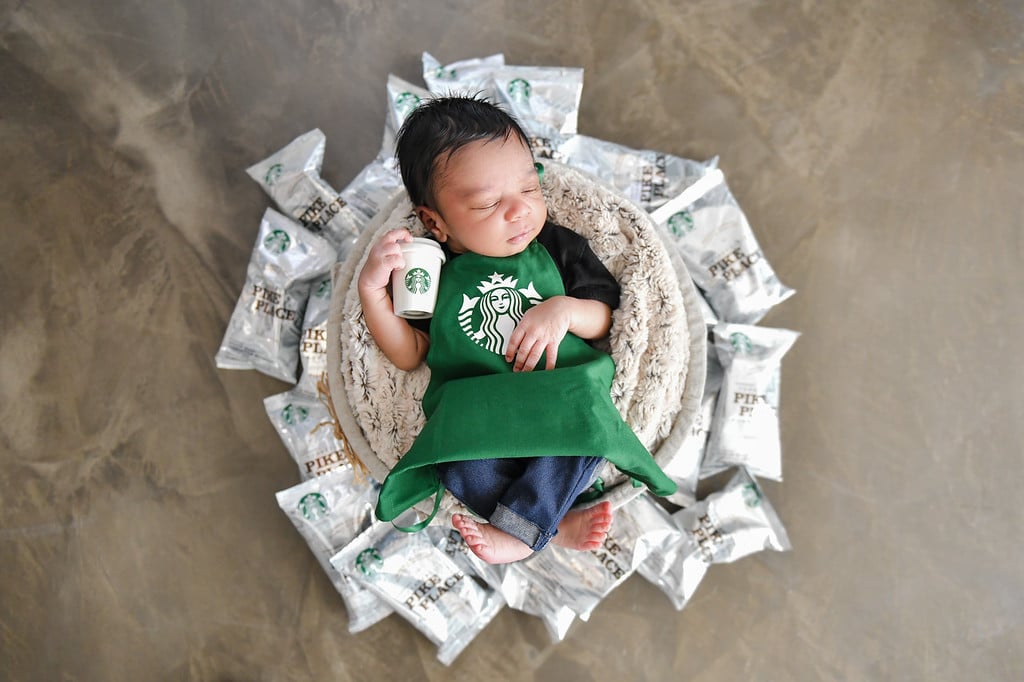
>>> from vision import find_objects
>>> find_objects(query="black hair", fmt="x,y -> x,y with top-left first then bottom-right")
395,95 -> 532,209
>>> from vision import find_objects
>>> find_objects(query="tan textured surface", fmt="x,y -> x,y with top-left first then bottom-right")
2,1 -> 1022,679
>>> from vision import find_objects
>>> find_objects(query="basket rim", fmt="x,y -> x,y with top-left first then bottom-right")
326,159 -> 707,517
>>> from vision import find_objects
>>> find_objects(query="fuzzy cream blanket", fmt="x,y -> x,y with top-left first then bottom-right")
327,161 -> 706,516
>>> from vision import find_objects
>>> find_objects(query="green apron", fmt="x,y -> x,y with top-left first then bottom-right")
375,240 -> 676,525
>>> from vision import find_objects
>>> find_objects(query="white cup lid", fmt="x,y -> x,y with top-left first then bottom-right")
401,237 -> 446,264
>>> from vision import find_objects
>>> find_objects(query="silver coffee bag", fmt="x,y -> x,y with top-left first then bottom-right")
423,54 -> 582,140
696,289 -> 719,327
215,208 -> 336,383
703,323 -> 799,481
666,346 -> 724,504
264,389 -> 351,480
275,467 -> 391,633
246,129 -> 364,260
504,495 -> 681,623
295,274 -> 332,396
558,135 -> 714,213
377,74 -> 433,163
638,468 -> 791,611
331,518 -> 504,666
495,561 -> 578,642
430,524 -> 505,594
491,65 -> 584,139
442,507 -> 577,642
422,52 -> 505,96
430,523 -> 580,643
247,128 -> 324,197
652,166 -> 795,323
339,158 -> 405,226
527,133 -> 570,162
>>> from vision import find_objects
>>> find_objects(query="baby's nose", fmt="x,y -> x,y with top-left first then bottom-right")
505,196 -> 531,221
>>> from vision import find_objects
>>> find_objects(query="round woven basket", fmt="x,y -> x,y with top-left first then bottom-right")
326,161 -> 706,521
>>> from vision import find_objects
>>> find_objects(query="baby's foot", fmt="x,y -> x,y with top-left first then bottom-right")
452,514 -> 534,564
552,501 -> 613,551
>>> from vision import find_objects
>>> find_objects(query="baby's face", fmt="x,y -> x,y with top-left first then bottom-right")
425,136 -> 546,257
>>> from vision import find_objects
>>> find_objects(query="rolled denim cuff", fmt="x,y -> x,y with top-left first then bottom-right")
490,503 -> 557,551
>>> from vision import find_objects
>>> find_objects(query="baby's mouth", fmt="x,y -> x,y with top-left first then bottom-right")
508,228 -> 534,244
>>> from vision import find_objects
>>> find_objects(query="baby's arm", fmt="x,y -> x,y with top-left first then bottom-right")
357,229 -> 429,371
504,296 -> 611,372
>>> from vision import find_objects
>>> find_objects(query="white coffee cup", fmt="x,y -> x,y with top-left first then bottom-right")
392,238 -> 446,319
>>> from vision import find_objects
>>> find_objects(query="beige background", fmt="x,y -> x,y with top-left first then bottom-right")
2,1 -> 1022,680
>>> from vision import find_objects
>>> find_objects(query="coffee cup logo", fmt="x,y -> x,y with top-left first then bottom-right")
508,78 -> 531,102
432,66 -> 456,80
668,211 -> 694,237
282,403 -> 309,425
298,492 -> 328,521
264,163 -> 284,186
263,229 -> 291,254
355,548 -> 384,576
405,268 -> 431,294
729,332 -> 753,354
395,92 -> 421,117
741,483 -> 762,507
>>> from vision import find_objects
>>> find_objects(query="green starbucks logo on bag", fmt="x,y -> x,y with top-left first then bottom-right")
282,403 -> 309,425
265,163 -> 284,186
405,268 -> 431,294
263,229 -> 291,254
729,332 -> 753,354
298,492 -> 329,521
742,483 -> 762,508
395,92 -> 421,117
508,78 -> 531,101
355,548 -> 384,576
668,211 -> 694,236
433,66 -> 456,80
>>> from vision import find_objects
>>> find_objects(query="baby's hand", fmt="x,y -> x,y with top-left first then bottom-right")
358,229 -> 412,292
505,297 -> 572,372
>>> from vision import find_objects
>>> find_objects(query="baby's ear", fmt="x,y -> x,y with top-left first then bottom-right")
416,207 -> 446,242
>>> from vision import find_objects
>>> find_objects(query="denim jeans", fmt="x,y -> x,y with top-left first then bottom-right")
437,455 -> 604,551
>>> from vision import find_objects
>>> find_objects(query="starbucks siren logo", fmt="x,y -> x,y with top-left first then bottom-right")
355,547 -> 384,577
282,403 -> 309,425
298,492 -> 329,521
741,483 -> 762,508
458,272 -> 544,355
405,268 -> 431,295
507,78 -> 531,102
263,229 -> 291,254
729,332 -> 754,354
433,66 -> 456,80
264,163 -> 284,186
668,211 -> 694,237
394,92 -> 421,117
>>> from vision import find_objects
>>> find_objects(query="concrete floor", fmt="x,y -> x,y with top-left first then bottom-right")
2,1 -> 1022,679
